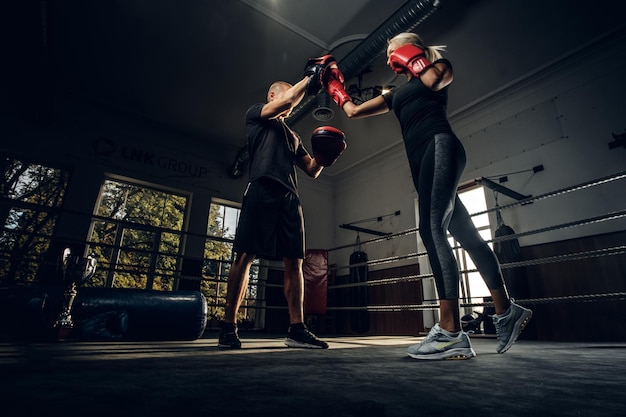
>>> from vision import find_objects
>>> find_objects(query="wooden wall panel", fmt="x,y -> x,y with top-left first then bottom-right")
330,264 -> 424,336
518,230 -> 626,341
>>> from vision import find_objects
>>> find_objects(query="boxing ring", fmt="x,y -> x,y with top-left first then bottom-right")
328,170 -> 626,307
1,171 -> 624,343
258,170 -> 626,341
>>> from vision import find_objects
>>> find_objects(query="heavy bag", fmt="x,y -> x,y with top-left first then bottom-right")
303,249 -> 328,316
349,250 -> 370,333
73,288 -> 208,341
494,222 -> 535,340
494,222 -> 528,299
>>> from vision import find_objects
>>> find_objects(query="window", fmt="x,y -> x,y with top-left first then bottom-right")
0,157 -> 70,284
203,201 -> 260,325
450,186 -> 493,305
87,177 -> 189,290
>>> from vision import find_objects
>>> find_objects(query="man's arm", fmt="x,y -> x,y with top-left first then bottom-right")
296,154 -> 323,178
260,77 -> 309,120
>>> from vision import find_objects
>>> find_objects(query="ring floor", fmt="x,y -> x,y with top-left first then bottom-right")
1,331 -> 625,417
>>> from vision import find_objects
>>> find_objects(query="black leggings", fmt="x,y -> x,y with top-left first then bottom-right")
410,133 -> 504,300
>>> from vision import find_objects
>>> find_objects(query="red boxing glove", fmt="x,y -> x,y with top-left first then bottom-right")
323,62 -> 352,108
325,61 -> 345,84
388,44 -> 432,77
326,78 -> 352,108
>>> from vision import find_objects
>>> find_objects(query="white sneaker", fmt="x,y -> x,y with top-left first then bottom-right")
407,324 -> 476,360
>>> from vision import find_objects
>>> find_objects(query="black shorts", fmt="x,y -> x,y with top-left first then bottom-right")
233,178 -> 305,260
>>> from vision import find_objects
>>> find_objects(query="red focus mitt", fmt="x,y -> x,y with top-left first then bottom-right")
311,126 -> 346,167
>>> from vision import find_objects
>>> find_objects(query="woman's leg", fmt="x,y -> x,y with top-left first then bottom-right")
414,134 -> 466,332
447,198 -> 511,315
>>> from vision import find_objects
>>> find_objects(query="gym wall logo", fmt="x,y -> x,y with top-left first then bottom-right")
92,137 -> 210,177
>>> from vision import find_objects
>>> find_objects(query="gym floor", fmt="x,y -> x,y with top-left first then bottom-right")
1,331 -> 625,417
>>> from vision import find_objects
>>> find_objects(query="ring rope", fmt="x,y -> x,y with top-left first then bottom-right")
208,290 -> 626,313
327,292 -> 626,312
330,209 -> 626,273
487,209 -> 626,244
275,173 -> 626,315
498,245 -> 626,269
328,244 -> 626,290
326,170 -> 626,253
472,170 -> 626,217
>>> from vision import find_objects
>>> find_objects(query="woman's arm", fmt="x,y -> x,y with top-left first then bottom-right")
341,60 -> 452,119
342,95 -> 390,119
420,61 -> 454,91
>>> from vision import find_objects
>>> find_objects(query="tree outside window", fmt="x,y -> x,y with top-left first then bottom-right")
88,178 -> 188,290
0,157 -> 69,284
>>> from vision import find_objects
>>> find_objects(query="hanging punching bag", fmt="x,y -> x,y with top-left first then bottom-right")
492,203 -> 534,339
492,214 -> 536,340
493,208 -> 526,298
349,236 -> 369,333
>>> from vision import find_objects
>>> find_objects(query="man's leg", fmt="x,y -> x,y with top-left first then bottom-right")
219,252 -> 255,349
224,252 -> 256,323
282,257 -> 304,324
283,257 -> 328,349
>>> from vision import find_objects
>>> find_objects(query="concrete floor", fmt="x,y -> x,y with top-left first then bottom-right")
1,332 -> 625,417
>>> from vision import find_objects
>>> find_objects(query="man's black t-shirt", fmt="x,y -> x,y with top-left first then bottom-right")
245,103 -> 309,196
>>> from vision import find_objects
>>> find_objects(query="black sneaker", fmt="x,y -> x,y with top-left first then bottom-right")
285,326 -> 329,349
218,323 -> 241,349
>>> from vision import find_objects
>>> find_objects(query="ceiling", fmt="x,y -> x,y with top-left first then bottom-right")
6,0 -> 626,176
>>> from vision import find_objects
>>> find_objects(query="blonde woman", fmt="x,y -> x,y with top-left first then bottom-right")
323,32 -> 532,360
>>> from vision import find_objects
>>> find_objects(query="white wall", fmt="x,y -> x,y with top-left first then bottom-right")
298,172 -> 335,252
454,28 -> 626,247
330,144 -> 418,273
302,27 -> 626,271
